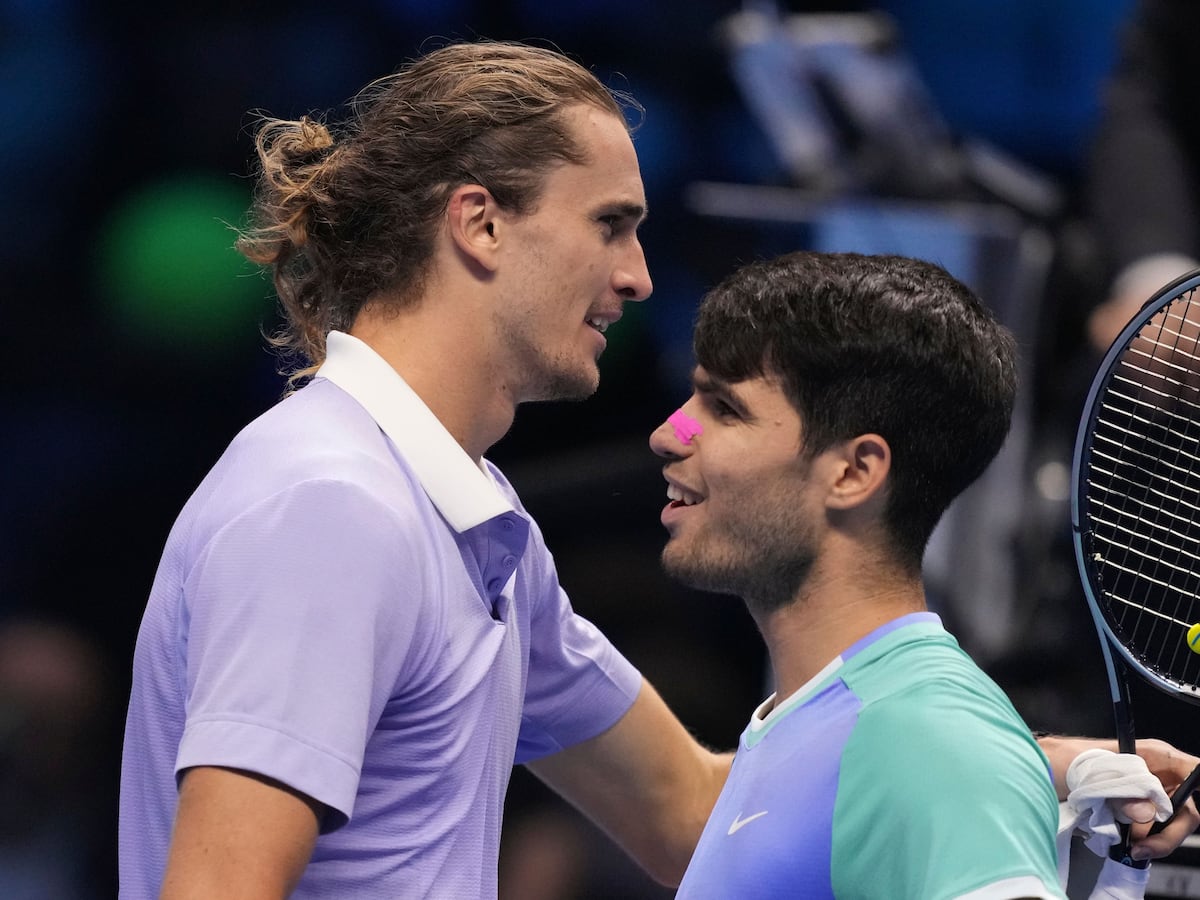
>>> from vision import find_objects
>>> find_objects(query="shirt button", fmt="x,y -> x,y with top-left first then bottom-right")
501,518 -> 514,531
502,555 -> 517,569
487,578 -> 503,593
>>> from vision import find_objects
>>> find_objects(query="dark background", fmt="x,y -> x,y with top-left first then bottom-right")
5,0 -> 1188,896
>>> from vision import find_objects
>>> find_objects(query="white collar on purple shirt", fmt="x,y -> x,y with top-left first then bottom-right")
315,330 -> 515,533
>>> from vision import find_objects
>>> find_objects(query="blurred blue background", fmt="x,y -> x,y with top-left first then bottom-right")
0,0 -> 1156,896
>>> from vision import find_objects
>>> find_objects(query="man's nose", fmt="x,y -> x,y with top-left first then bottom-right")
616,240 -> 652,301
649,406 -> 701,458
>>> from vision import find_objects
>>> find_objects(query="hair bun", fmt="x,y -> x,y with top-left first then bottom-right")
295,116 -> 335,157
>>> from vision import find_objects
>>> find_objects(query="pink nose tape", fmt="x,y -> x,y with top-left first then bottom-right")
668,409 -> 703,445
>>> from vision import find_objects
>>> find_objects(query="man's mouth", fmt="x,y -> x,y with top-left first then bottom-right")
666,484 -> 702,508
586,316 -> 610,333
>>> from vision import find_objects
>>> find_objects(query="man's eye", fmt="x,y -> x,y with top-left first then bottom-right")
598,216 -> 620,234
714,399 -> 738,418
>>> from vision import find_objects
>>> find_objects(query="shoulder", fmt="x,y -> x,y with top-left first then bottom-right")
229,379 -> 398,478
844,626 -> 1014,712
193,380 -> 427,530
839,633 -> 1052,802
847,641 -> 1040,767
181,477 -> 429,605
174,408 -> 437,587
850,679 -> 1044,778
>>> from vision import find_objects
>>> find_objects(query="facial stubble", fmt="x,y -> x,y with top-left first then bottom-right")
661,486 -> 818,617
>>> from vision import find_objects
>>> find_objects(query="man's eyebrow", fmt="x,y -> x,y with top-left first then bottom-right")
600,201 -> 648,224
691,369 -> 718,392
691,370 -> 749,410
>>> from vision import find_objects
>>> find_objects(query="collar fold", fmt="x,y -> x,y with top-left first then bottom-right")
315,330 -> 514,532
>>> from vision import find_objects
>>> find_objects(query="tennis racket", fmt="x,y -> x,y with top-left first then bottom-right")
1071,268 -> 1200,868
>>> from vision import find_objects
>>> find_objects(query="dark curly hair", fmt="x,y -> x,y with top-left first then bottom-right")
693,251 -> 1017,571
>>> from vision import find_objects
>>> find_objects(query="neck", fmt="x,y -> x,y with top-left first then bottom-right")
350,295 -> 517,462
751,558 -> 926,701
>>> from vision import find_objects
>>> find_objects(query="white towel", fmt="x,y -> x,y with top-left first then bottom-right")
1055,748 -> 1172,889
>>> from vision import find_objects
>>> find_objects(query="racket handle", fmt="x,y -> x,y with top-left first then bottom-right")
1108,825 -> 1150,870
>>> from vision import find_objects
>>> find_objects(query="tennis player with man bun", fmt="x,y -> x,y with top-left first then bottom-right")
118,40 -> 731,899
117,39 -> 1198,899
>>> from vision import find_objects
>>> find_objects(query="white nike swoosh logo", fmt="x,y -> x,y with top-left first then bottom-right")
727,810 -> 769,835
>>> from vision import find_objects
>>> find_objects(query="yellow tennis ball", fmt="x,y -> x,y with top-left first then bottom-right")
1188,622 -> 1200,654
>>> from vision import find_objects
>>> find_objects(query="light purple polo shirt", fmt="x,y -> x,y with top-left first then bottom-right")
118,331 -> 642,898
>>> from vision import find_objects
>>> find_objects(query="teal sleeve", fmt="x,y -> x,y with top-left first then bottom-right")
829,684 -> 1065,900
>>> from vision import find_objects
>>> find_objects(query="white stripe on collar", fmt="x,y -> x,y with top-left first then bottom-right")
315,330 -> 514,533
748,652 -> 846,734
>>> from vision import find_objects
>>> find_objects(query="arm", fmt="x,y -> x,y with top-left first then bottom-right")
1037,735 -> 1200,859
526,678 -> 732,887
158,482 -> 423,895
160,766 -> 322,899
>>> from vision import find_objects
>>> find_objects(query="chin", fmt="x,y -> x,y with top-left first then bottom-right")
662,545 -> 720,593
531,364 -> 600,402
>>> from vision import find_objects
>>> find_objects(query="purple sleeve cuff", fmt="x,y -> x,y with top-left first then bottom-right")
177,716 -> 361,831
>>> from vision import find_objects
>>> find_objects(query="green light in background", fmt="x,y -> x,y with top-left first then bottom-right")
95,173 -> 268,352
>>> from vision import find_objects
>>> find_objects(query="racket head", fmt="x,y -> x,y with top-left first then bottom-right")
1071,268 -> 1200,704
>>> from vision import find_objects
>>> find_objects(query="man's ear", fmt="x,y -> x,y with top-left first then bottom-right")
826,434 -> 891,511
446,184 -> 501,273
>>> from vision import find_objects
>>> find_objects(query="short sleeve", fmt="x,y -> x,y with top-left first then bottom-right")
831,687 -> 1064,900
176,478 -> 428,829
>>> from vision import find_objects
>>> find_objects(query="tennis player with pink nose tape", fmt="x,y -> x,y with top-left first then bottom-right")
652,251 -> 1200,900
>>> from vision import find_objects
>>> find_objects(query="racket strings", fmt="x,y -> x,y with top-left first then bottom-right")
1086,286 -> 1200,696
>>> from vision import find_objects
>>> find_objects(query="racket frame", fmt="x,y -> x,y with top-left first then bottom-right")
1070,268 -> 1200,865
